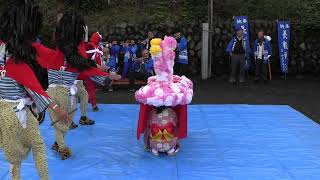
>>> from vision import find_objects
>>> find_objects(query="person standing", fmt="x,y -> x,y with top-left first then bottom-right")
35,12 -> 121,160
108,39 -> 121,71
226,28 -> 251,83
174,32 -> 188,76
121,40 -> 132,79
142,31 -> 154,50
253,30 -> 272,83
68,79 -> 95,130
0,1 -> 69,179
84,32 -> 107,112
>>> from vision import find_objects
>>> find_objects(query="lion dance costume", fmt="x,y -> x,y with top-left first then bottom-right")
135,36 -> 193,156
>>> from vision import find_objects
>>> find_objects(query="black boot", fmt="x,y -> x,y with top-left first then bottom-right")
69,122 -> 78,130
79,116 -> 95,125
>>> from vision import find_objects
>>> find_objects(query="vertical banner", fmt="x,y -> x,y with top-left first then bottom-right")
277,21 -> 290,74
234,16 -> 250,69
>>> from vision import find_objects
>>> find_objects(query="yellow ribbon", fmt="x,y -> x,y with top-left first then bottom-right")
151,129 -> 175,142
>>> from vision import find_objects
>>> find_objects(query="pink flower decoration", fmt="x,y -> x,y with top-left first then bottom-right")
135,36 -> 193,107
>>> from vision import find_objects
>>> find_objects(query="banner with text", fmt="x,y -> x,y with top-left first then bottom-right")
277,21 -> 290,73
234,16 -> 250,69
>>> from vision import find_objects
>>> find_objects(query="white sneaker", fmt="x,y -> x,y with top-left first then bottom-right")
167,146 -> 181,156
151,149 -> 159,156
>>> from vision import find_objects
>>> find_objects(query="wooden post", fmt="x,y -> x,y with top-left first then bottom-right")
285,72 -> 287,80
268,60 -> 272,80
208,0 -> 214,78
85,26 -> 88,42
201,23 -> 209,79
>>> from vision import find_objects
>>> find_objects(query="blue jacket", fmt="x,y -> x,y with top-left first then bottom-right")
226,36 -> 251,69
108,44 -> 121,69
253,38 -> 272,63
226,36 -> 251,56
132,58 -> 154,74
176,36 -> 188,64
130,44 -> 138,55
110,44 -> 121,57
122,46 -> 131,63
129,44 -> 138,60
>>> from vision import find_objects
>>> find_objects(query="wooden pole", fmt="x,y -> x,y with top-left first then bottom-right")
208,0 -> 213,78
268,60 -> 272,80
285,72 -> 287,80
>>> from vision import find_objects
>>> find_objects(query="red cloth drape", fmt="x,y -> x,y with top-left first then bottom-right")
136,104 -> 188,140
0,40 -> 49,97
33,42 -> 108,77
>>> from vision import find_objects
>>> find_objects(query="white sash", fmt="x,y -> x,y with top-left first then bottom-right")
1,98 -> 33,128
86,48 -> 103,61
48,84 -> 78,107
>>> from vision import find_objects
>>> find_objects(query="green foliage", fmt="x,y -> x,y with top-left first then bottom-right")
79,0 -> 104,11
0,0 -> 319,43
75,0 -> 207,24
217,0 -> 320,34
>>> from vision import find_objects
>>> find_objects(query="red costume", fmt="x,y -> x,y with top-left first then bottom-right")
33,41 -> 108,78
0,41 -> 49,98
83,32 -> 104,107
136,104 -> 188,140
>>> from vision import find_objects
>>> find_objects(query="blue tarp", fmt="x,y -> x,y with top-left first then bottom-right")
1,104 -> 320,180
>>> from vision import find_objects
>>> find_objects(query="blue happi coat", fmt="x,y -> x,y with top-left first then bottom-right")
130,44 -> 138,58
176,36 -> 188,64
108,44 -> 121,69
253,38 -> 272,64
121,46 -> 134,78
226,36 -> 251,69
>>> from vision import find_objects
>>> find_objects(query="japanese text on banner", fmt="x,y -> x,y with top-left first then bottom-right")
234,16 -> 250,69
277,21 -> 290,73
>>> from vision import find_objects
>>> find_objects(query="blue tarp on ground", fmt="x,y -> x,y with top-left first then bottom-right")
1,104 -> 320,180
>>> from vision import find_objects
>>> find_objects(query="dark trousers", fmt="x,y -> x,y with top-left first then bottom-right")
129,71 -> 152,89
230,54 -> 246,82
174,62 -> 188,76
255,59 -> 268,81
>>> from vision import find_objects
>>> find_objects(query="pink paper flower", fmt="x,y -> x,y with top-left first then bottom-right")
135,36 -> 193,107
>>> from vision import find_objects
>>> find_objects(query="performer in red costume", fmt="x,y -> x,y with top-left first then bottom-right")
84,32 -> 109,111
135,37 -> 193,156
0,1 -> 70,178
34,12 -> 121,160
51,14 -> 99,127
